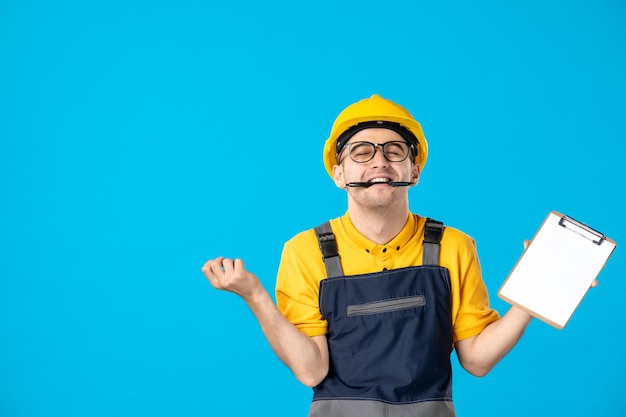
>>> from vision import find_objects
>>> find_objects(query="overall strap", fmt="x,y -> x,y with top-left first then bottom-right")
314,222 -> 344,278
316,218 -> 444,275
423,218 -> 444,266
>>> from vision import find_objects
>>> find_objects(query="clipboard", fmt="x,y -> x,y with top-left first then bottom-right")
498,211 -> 616,329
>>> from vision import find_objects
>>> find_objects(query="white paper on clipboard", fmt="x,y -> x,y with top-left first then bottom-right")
498,211 -> 616,329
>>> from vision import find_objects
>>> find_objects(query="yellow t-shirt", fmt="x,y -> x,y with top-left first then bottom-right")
276,212 -> 500,343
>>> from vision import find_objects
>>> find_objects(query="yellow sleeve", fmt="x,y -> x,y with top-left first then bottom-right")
442,227 -> 501,342
275,229 -> 328,337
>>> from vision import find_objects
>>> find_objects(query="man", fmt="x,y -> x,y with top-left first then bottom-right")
203,94 -> 534,416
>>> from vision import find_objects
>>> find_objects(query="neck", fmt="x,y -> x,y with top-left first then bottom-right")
347,199 -> 410,245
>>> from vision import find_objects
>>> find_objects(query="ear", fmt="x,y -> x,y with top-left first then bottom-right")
412,163 -> 421,185
332,164 -> 346,189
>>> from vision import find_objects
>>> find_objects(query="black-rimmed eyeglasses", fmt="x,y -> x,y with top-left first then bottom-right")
338,141 -> 414,164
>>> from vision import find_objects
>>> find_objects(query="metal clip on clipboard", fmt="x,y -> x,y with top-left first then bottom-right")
558,215 -> 605,246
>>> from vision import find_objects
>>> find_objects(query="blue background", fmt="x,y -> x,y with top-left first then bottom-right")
1,1 -> 624,416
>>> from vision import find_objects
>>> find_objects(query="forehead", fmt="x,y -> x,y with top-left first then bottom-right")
346,128 -> 405,144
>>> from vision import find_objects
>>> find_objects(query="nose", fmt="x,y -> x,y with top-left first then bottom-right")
370,144 -> 389,167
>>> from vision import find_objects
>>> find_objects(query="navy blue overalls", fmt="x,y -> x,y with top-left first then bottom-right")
309,219 -> 455,417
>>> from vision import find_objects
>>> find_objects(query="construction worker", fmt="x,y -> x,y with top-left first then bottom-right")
202,94 -> 534,416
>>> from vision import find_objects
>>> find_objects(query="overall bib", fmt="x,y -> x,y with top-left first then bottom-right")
309,219 -> 455,417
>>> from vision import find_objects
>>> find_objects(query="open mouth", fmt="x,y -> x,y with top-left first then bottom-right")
368,177 -> 392,185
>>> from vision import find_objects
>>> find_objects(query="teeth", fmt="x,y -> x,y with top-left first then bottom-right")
369,178 -> 391,183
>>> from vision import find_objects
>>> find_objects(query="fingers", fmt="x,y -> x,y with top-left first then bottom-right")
201,257 -> 245,290
202,257 -> 226,288
203,257 -> 243,274
201,257 -> 219,276
221,258 -> 236,274
234,258 -> 245,272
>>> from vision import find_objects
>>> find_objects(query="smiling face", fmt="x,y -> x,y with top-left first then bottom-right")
332,128 -> 420,212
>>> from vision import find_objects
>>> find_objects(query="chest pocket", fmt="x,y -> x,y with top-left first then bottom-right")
347,294 -> 426,316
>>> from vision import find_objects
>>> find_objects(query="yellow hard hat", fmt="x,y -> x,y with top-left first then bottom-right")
323,94 -> 428,178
